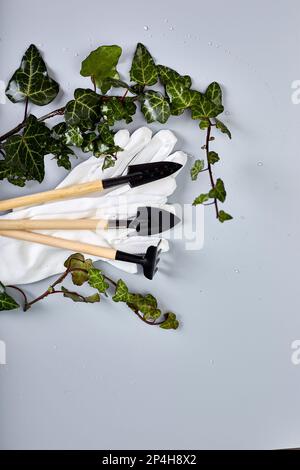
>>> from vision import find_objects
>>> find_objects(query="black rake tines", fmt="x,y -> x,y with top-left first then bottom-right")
115,240 -> 162,280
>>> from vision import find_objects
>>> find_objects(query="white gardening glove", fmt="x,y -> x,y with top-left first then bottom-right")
0,127 -> 188,285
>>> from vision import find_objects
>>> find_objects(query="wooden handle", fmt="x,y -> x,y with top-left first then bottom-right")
0,218 -> 108,231
0,230 -> 117,260
0,180 -> 104,211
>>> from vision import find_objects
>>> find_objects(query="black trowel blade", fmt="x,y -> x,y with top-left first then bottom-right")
129,206 -> 181,236
127,161 -> 182,188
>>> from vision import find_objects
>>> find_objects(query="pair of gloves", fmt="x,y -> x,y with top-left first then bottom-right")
0,127 -> 188,285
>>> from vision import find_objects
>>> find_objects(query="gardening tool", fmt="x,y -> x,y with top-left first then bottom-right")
0,161 -> 182,212
0,206 -> 181,235
0,230 -> 162,280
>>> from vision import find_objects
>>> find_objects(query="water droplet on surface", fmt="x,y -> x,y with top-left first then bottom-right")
257,161 -> 263,167
215,43 -> 220,48
234,268 -> 240,274
74,52 -> 79,56
210,359 -> 215,366
143,25 -> 149,31
225,111 -> 230,116
53,345 -> 57,350
164,18 -> 169,23
208,41 -> 213,46
169,26 -> 175,31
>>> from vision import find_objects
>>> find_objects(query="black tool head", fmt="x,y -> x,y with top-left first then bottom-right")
141,241 -> 162,280
115,241 -> 162,280
127,161 -> 182,188
128,206 -> 181,236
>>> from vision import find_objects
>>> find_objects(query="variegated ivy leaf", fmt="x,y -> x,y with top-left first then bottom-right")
88,268 -> 109,294
205,82 -> 222,106
80,45 -> 122,93
159,312 -> 179,330
101,97 -> 136,125
191,91 -> 224,119
192,193 -> 209,205
0,282 -> 19,311
207,151 -> 220,165
130,43 -> 158,86
218,210 -> 233,223
3,115 -> 51,183
6,44 -> 59,105
64,253 -> 93,286
190,159 -> 205,181
61,286 -> 100,303
64,89 -> 101,127
65,126 -> 84,147
215,118 -> 232,139
112,279 -> 129,302
141,91 -> 170,124
157,64 -> 194,115
209,178 -> 226,202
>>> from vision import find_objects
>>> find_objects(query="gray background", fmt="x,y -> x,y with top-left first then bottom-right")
0,0 -> 299,450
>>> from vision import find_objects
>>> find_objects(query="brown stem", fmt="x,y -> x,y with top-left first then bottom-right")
206,124 -> 219,219
24,97 -> 29,121
7,285 -> 29,309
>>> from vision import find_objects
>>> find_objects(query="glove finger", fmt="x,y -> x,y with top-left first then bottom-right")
128,130 -> 177,165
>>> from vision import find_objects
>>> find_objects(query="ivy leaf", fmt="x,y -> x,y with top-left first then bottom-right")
65,126 -> 84,147
199,119 -> 210,130
64,89 -> 101,127
102,155 -> 116,170
112,279 -> 129,302
218,210 -> 233,223
159,312 -> 179,330
207,151 -> 220,165
64,253 -> 93,286
48,123 -> 75,170
127,293 -> 161,321
3,115 -> 51,183
191,92 -> 224,119
88,268 -> 109,294
209,178 -> 226,202
6,44 -> 59,106
190,159 -> 205,181
192,193 -> 209,205
0,282 -> 19,311
157,65 -> 195,115
103,77 -> 132,90
205,82 -> 222,106
141,91 -> 170,124
61,286 -> 100,303
81,132 -> 98,153
215,118 -> 232,139
80,45 -> 122,93
101,97 -> 136,125
130,43 -> 158,86
97,123 -> 115,146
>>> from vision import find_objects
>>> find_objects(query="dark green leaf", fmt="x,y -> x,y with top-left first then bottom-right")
192,193 -> 209,205
218,210 -> 233,223
6,44 -> 59,106
130,43 -> 158,86
209,178 -> 226,202
97,123 -> 115,146
65,126 -> 84,146
88,268 -> 109,294
102,155 -> 116,170
205,82 -> 222,106
61,286 -> 100,303
190,159 -> 205,181
207,151 -> 219,165
215,118 -> 232,139
0,283 -> 19,311
64,89 -> 101,127
3,115 -> 51,183
191,91 -> 224,119
81,132 -> 98,153
80,45 -> 122,93
64,253 -> 93,286
141,91 -> 170,123
157,65 -> 195,115
160,312 -> 179,330
103,78 -> 131,90
101,97 -> 136,125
